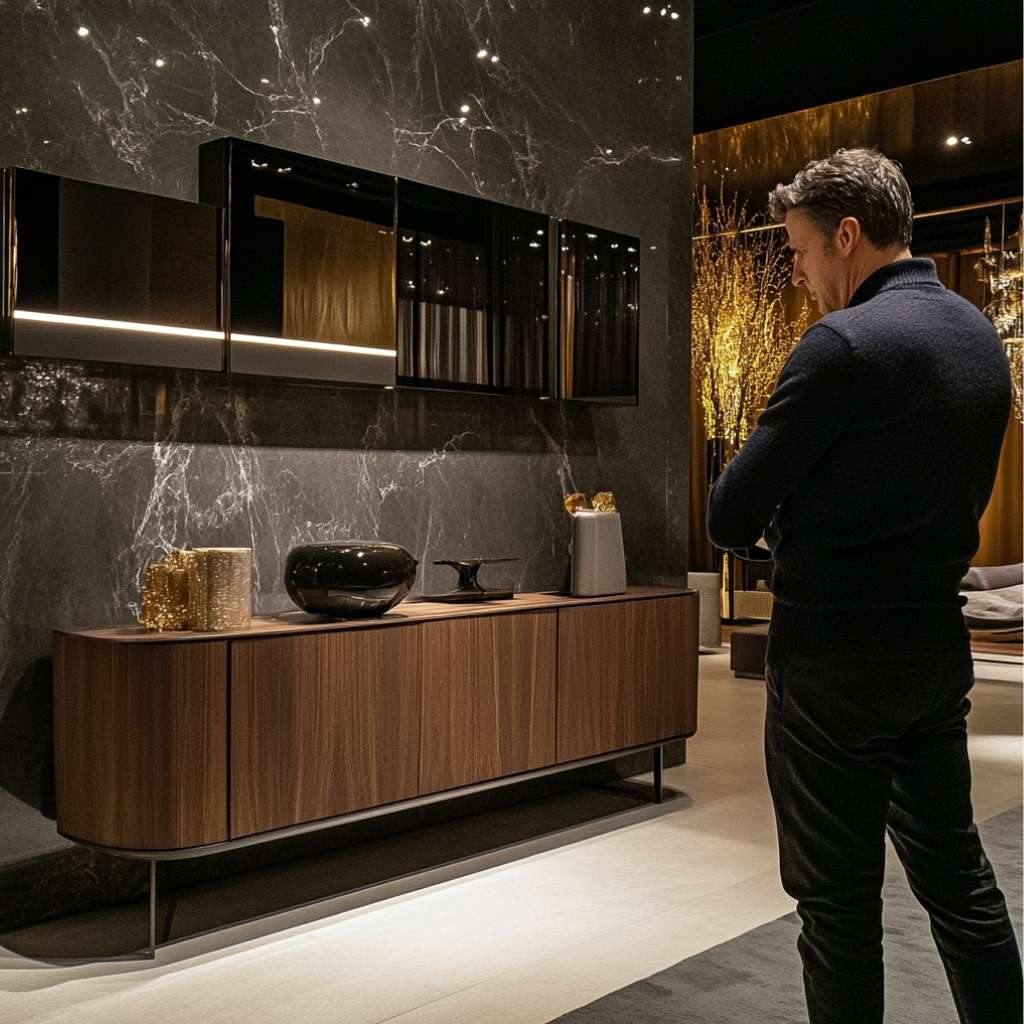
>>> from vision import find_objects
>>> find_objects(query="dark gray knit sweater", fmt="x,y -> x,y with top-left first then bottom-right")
707,258 -> 1012,652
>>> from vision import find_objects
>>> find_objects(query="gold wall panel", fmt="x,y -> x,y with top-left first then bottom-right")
695,61 -> 1023,202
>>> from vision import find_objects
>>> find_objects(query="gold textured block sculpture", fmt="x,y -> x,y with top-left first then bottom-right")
139,547 -> 252,631
591,490 -> 617,512
139,559 -> 190,631
194,547 -> 252,630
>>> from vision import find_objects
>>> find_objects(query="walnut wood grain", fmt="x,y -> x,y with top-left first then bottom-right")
230,626 -> 421,837
418,611 -> 557,794
52,590 -> 696,854
53,635 -> 228,850
555,594 -> 699,762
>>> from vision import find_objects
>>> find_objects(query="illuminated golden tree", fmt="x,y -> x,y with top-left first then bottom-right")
977,212 -> 1023,424
691,187 -> 808,458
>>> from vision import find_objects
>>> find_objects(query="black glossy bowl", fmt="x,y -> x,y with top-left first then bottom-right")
285,542 -> 418,618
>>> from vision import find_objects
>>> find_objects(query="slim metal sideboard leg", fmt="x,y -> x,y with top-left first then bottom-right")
653,744 -> 664,804
148,860 -> 157,960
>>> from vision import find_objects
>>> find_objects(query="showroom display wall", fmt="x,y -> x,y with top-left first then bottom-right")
0,1 -> 692,926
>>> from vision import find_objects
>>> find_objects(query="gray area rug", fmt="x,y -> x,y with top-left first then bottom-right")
551,805 -> 1022,1024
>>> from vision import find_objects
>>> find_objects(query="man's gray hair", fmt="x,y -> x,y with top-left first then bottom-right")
768,148 -> 914,248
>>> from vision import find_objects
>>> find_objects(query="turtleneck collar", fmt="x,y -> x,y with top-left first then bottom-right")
847,257 -> 942,309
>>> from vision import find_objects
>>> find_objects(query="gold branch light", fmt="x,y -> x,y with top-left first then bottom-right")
691,187 -> 808,458
976,211 -> 1023,423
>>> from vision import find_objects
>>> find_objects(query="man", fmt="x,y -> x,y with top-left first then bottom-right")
707,148 -> 1022,1024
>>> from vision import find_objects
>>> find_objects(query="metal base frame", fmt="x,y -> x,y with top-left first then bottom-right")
118,740 -> 678,958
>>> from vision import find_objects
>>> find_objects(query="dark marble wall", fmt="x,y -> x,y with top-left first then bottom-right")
0,0 -> 692,925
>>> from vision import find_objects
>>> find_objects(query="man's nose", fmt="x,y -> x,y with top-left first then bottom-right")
791,260 -> 804,288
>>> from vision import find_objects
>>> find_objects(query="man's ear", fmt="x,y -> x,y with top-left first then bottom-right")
834,216 -> 861,256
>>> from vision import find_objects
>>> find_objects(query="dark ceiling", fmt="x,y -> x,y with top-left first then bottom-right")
694,0 -> 1024,134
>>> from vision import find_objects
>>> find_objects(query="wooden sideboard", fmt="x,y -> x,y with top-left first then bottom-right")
53,587 -> 698,855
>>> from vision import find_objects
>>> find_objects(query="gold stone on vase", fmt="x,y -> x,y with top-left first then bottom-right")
139,559 -> 190,631
193,547 -> 253,630
591,490 -> 617,512
563,491 -> 591,515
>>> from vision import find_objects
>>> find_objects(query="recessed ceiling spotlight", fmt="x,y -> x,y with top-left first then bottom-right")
671,11 -> 680,18
460,103 -> 471,113
312,96 -> 322,105
360,15 -> 371,27
260,77 -> 270,84
490,54 -> 499,63
961,136 -> 973,144
77,26 -> 90,37
945,135 -> 959,146
477,48 -> 489,58
642,5 -> 652,12
154,57 -> 165,68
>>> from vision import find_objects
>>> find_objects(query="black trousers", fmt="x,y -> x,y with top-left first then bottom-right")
765,638 -> 1022,1024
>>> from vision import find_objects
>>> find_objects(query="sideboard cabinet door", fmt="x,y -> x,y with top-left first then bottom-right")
53,636 -> 229,850
556,596 -> 698,762
230,628 -> 421,837
418,611 -> 557,794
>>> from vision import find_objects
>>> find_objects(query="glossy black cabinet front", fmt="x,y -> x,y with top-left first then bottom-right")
4,143 -> 640,404
397,180 -> 549,396
3,167 -> 222,370
199,138 -> 398,386
557,221 -> 640,404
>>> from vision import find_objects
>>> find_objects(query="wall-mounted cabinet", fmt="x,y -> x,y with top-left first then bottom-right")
3,142 -> 641,404
557,221 -> 640,404
2,167 -> 223,370
396,181 -> 549,395
198,138 -> 397,387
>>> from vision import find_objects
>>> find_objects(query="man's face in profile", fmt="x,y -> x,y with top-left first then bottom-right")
784,207 -> 842,315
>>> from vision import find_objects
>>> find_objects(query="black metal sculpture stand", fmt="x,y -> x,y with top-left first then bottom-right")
422,558 -> 517,602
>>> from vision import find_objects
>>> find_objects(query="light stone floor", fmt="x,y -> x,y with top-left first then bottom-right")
1,652 -> 1020,1024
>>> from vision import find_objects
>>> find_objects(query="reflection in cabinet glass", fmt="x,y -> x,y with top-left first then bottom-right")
557,221 -> 639,404
198,138 -> 397,386
2,167 -> 222,370
397,181 -> 549,395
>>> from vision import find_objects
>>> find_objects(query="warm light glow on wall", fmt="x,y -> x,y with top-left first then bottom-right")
13,309 -> 222,339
